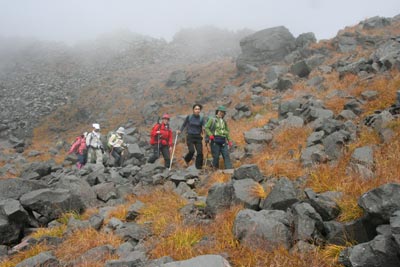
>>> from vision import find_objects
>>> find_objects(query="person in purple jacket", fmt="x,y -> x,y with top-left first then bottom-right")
177,104 -> 205,169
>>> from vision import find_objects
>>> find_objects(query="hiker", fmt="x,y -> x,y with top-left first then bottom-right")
108,127 -> 127,167
177,103 -> 205,169
204,105 -> 233,169
68,132 -> 88,169
86,123 -> 104,165
148,114 -> 173,168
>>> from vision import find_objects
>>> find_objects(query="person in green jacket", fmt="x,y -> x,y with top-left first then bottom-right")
204,105 -> 233,169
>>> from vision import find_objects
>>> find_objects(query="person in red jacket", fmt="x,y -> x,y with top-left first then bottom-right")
148,114 -> 173,168
68,132 -> 88,169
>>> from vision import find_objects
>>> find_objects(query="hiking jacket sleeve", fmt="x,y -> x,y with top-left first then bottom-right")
179,116 -> 189,132
204,117 -> 214,137
68,138 -> 80,154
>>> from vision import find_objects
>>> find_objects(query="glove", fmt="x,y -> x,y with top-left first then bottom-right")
228,141 -> 232,147
156,131 -> 161,134
209,135 -> 214,141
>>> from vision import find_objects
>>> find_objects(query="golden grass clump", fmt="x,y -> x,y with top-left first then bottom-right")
30,225 -> 67,240
148,225 -> 205,260
136,189 -> 188,236
246,126 -> 311,179
249,183 -> 269,199
54,227 -> 123,263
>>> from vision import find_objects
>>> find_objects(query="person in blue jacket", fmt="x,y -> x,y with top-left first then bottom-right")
177,104 -> 205,169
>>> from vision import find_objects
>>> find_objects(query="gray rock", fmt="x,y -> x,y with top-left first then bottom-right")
0,215 -> 21,245
233,209 -> 291,250
232,179 -> 260,210
237,26 -> 296,72
260,177 -> 298,211
126,201 -> 145,221
15,251 -> 59,267
358,183 -> 400,222
361,90 -> 378,101
291,202 -> 324,243
93,182 -> 118,202
20,188 -> 84,224
351,146 -> 374,167
290,60 -> 311,78
232,164 -> 264,182
243,128 -> 272,144
390,210 -> 400,248
161,254 -> 231,267
55,175 -> 98,208
339,234 -> 400,267
114,222 -> 149,242
205,182 -> 234,217
0,178 -> 47,200
304,188 -> 340,221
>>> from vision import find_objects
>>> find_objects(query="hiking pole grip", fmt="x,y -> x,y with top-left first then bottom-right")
169,133 -> 179,170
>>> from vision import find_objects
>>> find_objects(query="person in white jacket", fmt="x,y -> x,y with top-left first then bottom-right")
86,123 -> 104,165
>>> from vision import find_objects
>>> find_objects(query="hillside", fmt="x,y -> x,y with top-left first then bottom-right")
1,15 -> 400,266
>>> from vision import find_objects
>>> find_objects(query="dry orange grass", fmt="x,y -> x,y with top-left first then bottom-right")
353,74 -> 400,114
54,228 -> 123,263
246,126 -> 311,179
136,189 -> 188,236
229,111 -> 276,147
308,125 -> 400,222
194,206 -> 338,267
30,225 -> 67,240
148,225 -> 205,260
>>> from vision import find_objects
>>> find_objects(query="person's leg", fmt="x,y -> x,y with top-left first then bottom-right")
184,135 -> 195,164
194,138 -> 203,169
161,145 -> 171,168
111,149 -> 121,166
211,142 -> 221,168
148,145 -> 159,163
221,144 -> 232,169
95,149 -> 103,165
77,154 -> 84,168
87,148 -> 94,163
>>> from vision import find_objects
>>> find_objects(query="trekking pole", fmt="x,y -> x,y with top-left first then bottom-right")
169,132 -> 179,170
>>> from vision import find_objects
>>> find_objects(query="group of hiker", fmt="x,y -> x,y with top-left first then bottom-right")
68,104 -> 233,170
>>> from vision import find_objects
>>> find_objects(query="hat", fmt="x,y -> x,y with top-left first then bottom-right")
162,113 -> 170,119
216,105 -> 227,112
92,123 -> 100,130
116,127 -> 125,134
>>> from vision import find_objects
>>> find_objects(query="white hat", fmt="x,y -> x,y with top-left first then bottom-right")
92,123 -> 100,130
116,127 -> 125,134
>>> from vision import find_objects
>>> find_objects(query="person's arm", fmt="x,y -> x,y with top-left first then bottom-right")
224,120 -> 230,141
169,130 -> 173,147
86,133 -> 92,147
68,139 -> 79,154
204,118 -> 213,136
178,116 -> 189,134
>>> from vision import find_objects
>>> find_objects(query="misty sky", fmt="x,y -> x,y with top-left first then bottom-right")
0,0 -> 399,44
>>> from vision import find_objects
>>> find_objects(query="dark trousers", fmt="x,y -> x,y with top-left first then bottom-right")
148,144 -> 170,168
111,147 -> 124,167
210,142 -> 232,169
184,134 -> 203,169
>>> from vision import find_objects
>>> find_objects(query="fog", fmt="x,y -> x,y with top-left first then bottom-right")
0,0 -> 399,44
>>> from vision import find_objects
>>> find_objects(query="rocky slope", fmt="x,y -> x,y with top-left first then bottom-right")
1,15 -> 400,267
